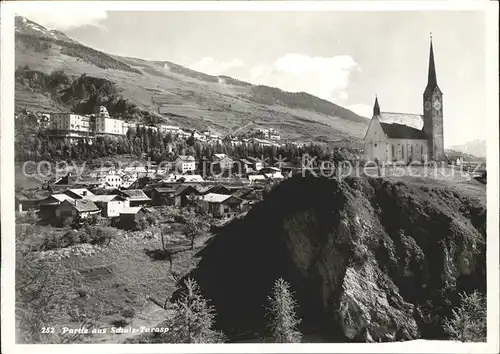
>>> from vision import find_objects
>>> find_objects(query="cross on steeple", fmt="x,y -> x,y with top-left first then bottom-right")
425,33 -> 439,95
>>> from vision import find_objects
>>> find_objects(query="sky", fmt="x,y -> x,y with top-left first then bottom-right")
15,6 -> 488,147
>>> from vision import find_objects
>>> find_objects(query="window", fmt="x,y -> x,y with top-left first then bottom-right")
401,144 -> 405,159
391,144 -> 395,158
374,143 -> 377,147
421,145 -> 424,155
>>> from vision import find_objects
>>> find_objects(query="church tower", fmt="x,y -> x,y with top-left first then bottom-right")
423,35 -> 444,159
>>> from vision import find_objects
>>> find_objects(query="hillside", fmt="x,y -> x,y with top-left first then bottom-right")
14,16 -> 369,144
173,175 -> 486,342
448,140 -> 486,159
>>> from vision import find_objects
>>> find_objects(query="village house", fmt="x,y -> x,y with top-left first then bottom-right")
151,187 -> 177,206
174,185 -> 200,207
118,207 -> 148,230
248,174 -> 267,183
39,194 -> 75,219
99,173 -> 123,189
199,193 -> 243,218
212,154 -> 234,176
246,156 -> 264,171
117,189 -> 152,207
84,194 -> 129,217
175,155 -> 196,174
260,167 -> 284,179
53,172 -> 78,187
158,124 -> 181,135
55,199 -> 100,221
233,158 -> 254,175
15,190 -> 51,213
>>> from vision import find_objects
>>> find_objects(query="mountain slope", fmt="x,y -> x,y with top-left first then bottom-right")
448,140 -> 486,159
14,16 -> 369,143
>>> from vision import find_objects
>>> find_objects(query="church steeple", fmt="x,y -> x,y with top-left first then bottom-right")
425,34 -> 439,95
373,95 -> 380,117
423,33 -> 444,160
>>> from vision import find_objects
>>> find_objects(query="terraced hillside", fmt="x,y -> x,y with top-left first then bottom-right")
15,16 -> 369,144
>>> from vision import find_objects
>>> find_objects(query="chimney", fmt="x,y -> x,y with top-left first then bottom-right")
82,191 -> 87,196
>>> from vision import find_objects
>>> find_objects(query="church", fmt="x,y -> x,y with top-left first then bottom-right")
363,37 -> 445,163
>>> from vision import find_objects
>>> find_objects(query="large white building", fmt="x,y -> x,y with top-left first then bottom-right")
48,112 -> 93,140
175,155 -> 196,173
95,106 -> 125,136
158,124 -> 181,135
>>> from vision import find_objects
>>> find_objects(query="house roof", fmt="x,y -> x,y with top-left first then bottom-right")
119,189 -> 151,201
248,175 -> 267,180
54,174 -> 77,185
119,207 -> 144,215
153,187 -> 176,194
175,184 -> 200,196
85,195 -> 126,202
178,175 -> 205,183
177,155 -> 195,161
202,193 -> 231,203
247,156 -> 262,163
232,188 -> 253,198
60,199 -> 99,212
74,199 -> 100,212
239,158 -> 253,165
213,153 -> 228,160
50,194 -> 75,202
379,122 -> 427,140
66,188 -> 95,198
378,112 -> 423,130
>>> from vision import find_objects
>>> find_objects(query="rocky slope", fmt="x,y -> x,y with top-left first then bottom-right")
175,175 -> 486,342
15,16 -> 368,143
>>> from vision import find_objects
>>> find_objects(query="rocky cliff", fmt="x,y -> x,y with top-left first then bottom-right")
175,175 -> 486,342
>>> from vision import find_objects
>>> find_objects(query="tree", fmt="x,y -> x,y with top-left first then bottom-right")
165,278 -> 225,343
265,278 -> 302,343
184,212 -> 209,250
443,291 -> 486,342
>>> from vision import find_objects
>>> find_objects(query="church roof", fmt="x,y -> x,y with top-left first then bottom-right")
378,112 -> 423,130
380,122 -> 427,140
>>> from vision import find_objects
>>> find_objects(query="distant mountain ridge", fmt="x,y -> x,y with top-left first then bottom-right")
448,139 -> 486,159
14,16 -> 369,143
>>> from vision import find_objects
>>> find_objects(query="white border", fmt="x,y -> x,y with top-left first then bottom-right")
1,1 -> 499,353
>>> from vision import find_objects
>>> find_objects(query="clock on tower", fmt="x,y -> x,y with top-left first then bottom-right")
424,100 -> 432,111
433,98 -> 441,110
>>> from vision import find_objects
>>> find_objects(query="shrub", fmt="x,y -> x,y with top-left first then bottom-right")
110,317 -> 129,328
135,217 -> 150,231
265,278 -> 302,343
121,308 -> 135,318
41,232 -> 63,251
443,291 -> 486,342
146,213 -> 159,227
89,226 -> 115,245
